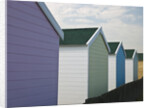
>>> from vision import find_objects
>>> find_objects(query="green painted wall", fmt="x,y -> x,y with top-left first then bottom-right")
88,34 -> 108,98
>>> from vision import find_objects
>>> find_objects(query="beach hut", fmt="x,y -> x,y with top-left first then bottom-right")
138,53 -> 143,79
58,27 -> 110,104
108,42 -> 126,91
125,49 -> 138,83
7,1 -> 64,107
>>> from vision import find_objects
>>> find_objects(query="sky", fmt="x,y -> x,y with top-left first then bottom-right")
46,2 -> 143,53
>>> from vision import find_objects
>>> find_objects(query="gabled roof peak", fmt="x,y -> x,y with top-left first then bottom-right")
60,28 -> 98,45
125,49 -> 135,59
108,42 -> 120,54
60,27 -> 111,53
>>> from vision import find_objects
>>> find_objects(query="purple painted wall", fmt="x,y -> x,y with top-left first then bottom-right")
7,1 -> 59,107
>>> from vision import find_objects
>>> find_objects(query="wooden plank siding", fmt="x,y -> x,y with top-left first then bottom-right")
133,53 -> 138,81
125,59 -> 133,83
125,52 -> 138,84
88,34 -> 108,98
138,61 -> 143,79
7,1 -> 59,107
108,55 -> 116,91
116,45 -> 125,87
58,46 -> 88,104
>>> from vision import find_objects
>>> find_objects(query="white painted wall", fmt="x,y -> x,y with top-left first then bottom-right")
0,0 -> 6,108
125,59 -> 133,83
58,46 -> 88,105
108,55 -> 116,91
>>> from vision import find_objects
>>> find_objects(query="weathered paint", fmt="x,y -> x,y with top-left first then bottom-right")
58,46 -> 88,104
88,34 -> 108,98
116,45 -> 125,87
133,53 -> 138,80
7,1 -> 59,107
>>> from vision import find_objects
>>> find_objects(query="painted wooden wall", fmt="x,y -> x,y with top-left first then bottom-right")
88,34 -> 108,98
7,1 -> 59,107
138,61 -> 143,79
58,46 -> 88,104
133,53 -> 138,81
116,45 -> 125,87
108,55 -> 116,91
125,60 -> 133,83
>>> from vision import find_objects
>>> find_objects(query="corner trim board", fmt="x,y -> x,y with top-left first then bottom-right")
86,26 -> 111,53
37,2 -> 64,40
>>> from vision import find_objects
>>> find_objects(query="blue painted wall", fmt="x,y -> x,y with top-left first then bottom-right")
134,53 -> 138,81
116,45 -> 125,87
7,1 -> 59,107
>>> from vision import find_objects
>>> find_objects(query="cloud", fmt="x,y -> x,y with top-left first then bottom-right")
46,2 -> 143,52
101,19 -> 143,52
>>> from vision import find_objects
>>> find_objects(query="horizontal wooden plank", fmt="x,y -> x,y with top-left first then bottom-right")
8,26 -> 59,42
7,9 -> 50,29
7,62 -> 57,72
8,78 -> 57,90
8,44 -> 58,57
8,24 -> 57,39
7,32 -> 58,45
19,2 -> 40,10
8,71 -> 57,80
7,39 -> 58,51
8,52 -> 58,58
8,17 -> 57,38
59,82 -> 88,87
8,86 -> 56,100
8,2 -> 45,20
8,92 -> 57,107
25,98 -> 57,107
8,53 -> 58,63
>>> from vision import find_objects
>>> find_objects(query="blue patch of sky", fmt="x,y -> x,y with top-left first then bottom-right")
121,7 -> 143,26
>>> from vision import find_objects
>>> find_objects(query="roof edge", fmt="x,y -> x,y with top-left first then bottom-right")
115,42 -> 126,57
37,2 -> 64,40
132,50 -> 136,59
86,27 -> 111,53
125,49 -> 135,59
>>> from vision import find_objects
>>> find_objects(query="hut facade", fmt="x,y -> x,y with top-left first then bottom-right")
108,42 -> 126,91
7,1 -> 63,107
58,27 -> 110,104
125,49 -> 138,83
